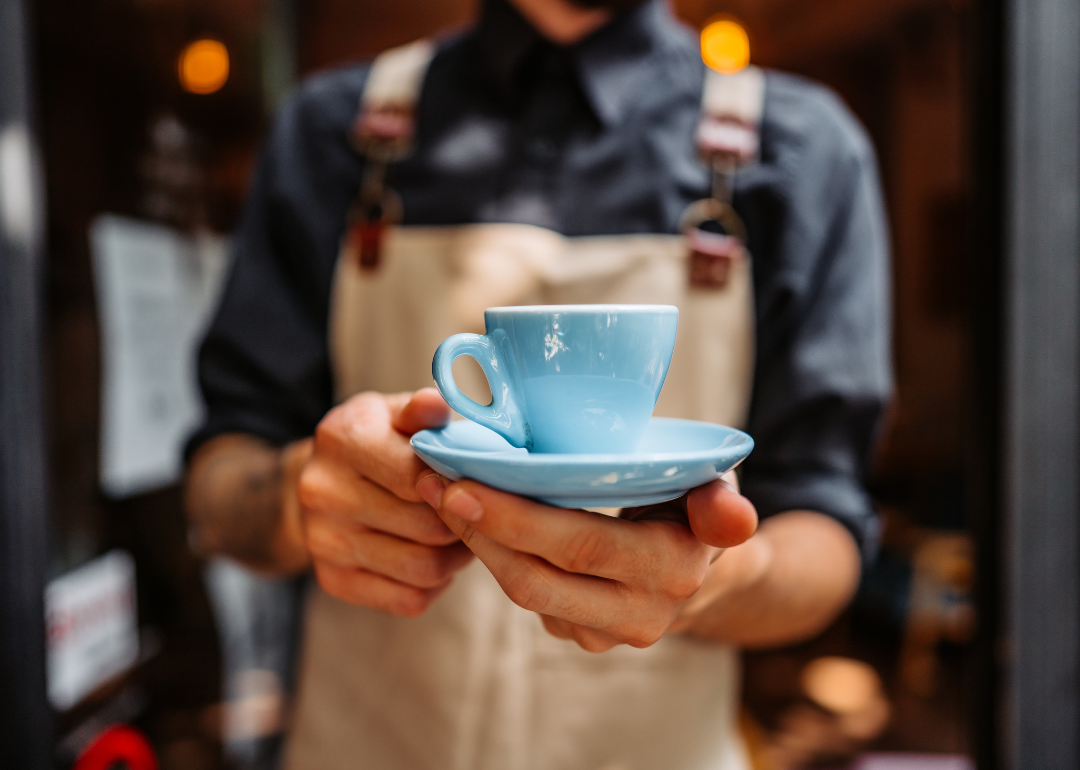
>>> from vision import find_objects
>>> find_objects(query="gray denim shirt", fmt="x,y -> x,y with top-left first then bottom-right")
191,0 -> 892,561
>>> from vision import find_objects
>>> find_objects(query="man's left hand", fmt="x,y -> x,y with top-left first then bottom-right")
416,473 -> 758,652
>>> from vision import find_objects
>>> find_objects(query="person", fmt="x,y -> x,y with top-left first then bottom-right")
184,0 -> 891,767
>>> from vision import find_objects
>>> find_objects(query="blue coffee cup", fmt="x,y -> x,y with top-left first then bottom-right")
432,305 -> 679,454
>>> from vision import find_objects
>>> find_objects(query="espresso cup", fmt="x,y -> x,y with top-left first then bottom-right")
432,305 -> 678,454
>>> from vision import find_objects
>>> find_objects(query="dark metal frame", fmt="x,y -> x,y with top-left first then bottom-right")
0,0 -> 52,766
997,0 -> 1080,765
966,0 -> 1004,766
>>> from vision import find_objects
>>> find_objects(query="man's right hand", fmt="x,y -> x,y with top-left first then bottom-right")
297,388 -> 475,616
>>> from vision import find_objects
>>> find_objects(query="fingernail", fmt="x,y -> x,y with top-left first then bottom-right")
416,473 -> 447,509
444,488 -> 483,522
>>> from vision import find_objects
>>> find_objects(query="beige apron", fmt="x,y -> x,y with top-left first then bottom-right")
284,41 -> 764,770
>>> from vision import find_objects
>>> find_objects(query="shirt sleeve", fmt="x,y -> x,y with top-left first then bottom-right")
738,74 -> 893,564
186,66 -> 369,456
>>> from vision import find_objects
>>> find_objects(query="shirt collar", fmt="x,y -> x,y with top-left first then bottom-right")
475,0 -> 542,98
475,0 -> 693,127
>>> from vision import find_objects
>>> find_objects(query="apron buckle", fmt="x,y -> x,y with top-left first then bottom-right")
344,167 -> 402,271
345,215 -> 388,270
680,197 -> 748,290
687,228 -> 745,289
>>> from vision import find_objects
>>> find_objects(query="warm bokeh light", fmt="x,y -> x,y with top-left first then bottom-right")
801,656 -> 882,715
178,39 -> 230,95
701,19 -> 751,74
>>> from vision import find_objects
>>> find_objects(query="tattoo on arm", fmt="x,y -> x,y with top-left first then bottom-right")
185,436 -> 288,571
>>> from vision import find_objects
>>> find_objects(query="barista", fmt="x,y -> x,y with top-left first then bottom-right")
184,0 -> 891,767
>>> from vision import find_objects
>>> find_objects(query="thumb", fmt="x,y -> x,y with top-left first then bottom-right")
686,478 -> 758,548
392,387 -> 452,436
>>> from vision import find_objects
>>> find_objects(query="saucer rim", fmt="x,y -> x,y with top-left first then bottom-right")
410,416 -> 754,465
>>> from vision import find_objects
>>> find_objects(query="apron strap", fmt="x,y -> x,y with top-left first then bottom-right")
684,66 -> 765,288
351,38 -> 435,162
344,42 -> 765,275
696,65 -> 765,172
352,40 -> 765,166
343,39 -> 435,269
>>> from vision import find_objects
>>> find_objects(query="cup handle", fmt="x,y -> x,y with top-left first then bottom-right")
432,333 -> 529,448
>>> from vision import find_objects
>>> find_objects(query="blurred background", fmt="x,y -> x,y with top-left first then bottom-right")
1,0 -> 1076,768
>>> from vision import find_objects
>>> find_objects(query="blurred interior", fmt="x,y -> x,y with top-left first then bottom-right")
3,0 -> 1006,767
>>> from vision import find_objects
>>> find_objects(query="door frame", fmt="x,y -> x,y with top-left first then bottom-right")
0,0 -> 52,765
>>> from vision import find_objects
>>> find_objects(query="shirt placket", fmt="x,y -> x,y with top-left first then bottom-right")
496,47 -> 582,230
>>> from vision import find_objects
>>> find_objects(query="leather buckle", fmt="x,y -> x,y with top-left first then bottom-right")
343,186 -> 402,271
679,197 -> 748,290
350,106 -> 416,163
687,229 -> 744,289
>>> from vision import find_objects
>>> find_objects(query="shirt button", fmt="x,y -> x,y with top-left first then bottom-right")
526,137 -> 557,162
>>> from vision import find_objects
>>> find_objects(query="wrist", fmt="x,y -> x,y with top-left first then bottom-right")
272,438 -> 315,573
669,530 -> 774,635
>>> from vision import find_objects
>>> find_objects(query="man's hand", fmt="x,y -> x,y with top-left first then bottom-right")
415,473 -> 758,652
188,386 -> 859,643
297,389 -> 475,616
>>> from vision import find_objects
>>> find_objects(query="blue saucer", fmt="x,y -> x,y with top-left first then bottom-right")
411,417 -> 753,509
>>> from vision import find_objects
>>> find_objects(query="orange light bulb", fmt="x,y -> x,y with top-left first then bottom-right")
178,39 -> 230,95
701,19 -> 751,74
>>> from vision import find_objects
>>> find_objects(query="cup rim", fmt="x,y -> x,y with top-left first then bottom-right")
485,304 -> 678,314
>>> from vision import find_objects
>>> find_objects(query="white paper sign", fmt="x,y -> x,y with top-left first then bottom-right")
91,215 -> 228,497
45,550 -> 139,710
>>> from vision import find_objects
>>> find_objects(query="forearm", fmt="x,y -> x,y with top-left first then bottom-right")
184,433 -> 313,575
678,510 -> 861,648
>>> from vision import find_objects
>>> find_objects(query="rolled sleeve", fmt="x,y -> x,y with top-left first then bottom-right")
186,67 -> 369,458
740,74 -> 892,564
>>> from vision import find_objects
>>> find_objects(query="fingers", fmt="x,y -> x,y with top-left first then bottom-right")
314,391 -> 437,502
306,520 -> 473,589
299,456 -> 458,546
447,520 -> 661,641
539,614 -> 573,639
416,473 -> 751,651
436,487 -> 694,648
314,562 -> 454,618
540,615 -> 623,654
301,453 -> 473,592
437,481 -> 704,588
391,387 -> 451,435
300,389 -> 468,619
686,477 -> 758,548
